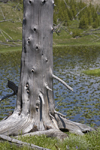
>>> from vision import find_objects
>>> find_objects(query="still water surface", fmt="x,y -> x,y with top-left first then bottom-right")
0,47 -> 100,127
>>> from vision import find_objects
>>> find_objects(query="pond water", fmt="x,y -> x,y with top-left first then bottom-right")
0,47 -> 100,127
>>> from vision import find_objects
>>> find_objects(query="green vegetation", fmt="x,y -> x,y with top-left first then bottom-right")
0,128 -> 100,150
0,1 -> 22,52
54,0 -> 100,29
53,0 -> 100,47
0,0 -> 100,53
83,68 -> 100,76
0,141 -> 29,150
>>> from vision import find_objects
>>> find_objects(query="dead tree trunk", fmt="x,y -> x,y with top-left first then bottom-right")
0,0 -> 94,137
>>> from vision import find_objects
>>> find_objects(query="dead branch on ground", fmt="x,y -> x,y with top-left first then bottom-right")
0,134 -> 50,150
0,6 -> 6,20
0,19 -> 12,23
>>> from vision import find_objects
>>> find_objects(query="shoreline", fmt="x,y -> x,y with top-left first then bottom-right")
0,44 -> 100,54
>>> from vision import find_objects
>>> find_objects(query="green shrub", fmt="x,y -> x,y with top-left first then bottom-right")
79,15 -> 88,29
82,69 -> 100,76
72,30 -> 82,38
92,17 -> 100,28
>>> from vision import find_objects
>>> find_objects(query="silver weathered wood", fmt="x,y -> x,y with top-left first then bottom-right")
53,74 -> 73,91
55,113 -> 95,135
18,129 -> 68,140
0,0 -> 55,135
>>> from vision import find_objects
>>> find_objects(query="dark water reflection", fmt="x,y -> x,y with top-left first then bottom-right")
0,47 -> 100,126
0,52 -> 21,119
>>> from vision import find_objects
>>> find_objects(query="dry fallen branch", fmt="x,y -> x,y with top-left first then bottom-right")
15,3 -> 19,11
0,41 -> 15,47
0,19 -> 12,23
0,29 -> 21,46
93,37 -> 100,42
53,22 -> 68,35
76,5 -> 88,18
0,6 -> 6,20
0,29 -> 13,43
1,29 -> 13,40
0,134 -> 50,150
90,28 -> 100,31
83,32 -> 100,36
63,0 -> 70,9
0,30 -> 7,41
53,21 -> 64,34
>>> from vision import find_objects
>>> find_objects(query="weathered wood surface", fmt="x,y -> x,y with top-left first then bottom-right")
55,113 -> 95,135
0,0 -> 56,135
17,129 -> 68,140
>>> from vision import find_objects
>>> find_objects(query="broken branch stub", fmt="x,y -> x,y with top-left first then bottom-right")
53,74 -> 73,91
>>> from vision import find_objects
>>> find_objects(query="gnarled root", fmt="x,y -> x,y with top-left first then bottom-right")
20,129 -> 68,140
0,109 -> 94,137
0,111 -> 34,136
55,111 -> 95,135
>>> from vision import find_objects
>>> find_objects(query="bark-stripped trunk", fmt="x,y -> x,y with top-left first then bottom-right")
16,0 -> 55,130
0,0 -> 56,135
0,0 -> 94,137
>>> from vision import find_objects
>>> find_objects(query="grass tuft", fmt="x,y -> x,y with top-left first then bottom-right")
82,69 -> 100,76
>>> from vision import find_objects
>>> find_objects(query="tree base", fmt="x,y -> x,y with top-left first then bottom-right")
0,109 -> 95,150
0,110 -> 94,137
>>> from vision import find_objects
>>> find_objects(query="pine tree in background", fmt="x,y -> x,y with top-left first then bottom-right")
71,5 -> 77,19
87,9 -> 93,25
92,16 -> 100,28
68,8 -> 73,20
9,0 -> 100,30
79,15 -> 88,29
52,0 -> 100,29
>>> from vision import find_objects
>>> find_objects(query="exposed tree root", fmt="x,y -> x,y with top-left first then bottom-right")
0,111 -> 95,150
0,104 -> 95,150
55,113 -> 95,135
0,110 -> 94,136
0,112 -> 34,136
18,129 -> 68,140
